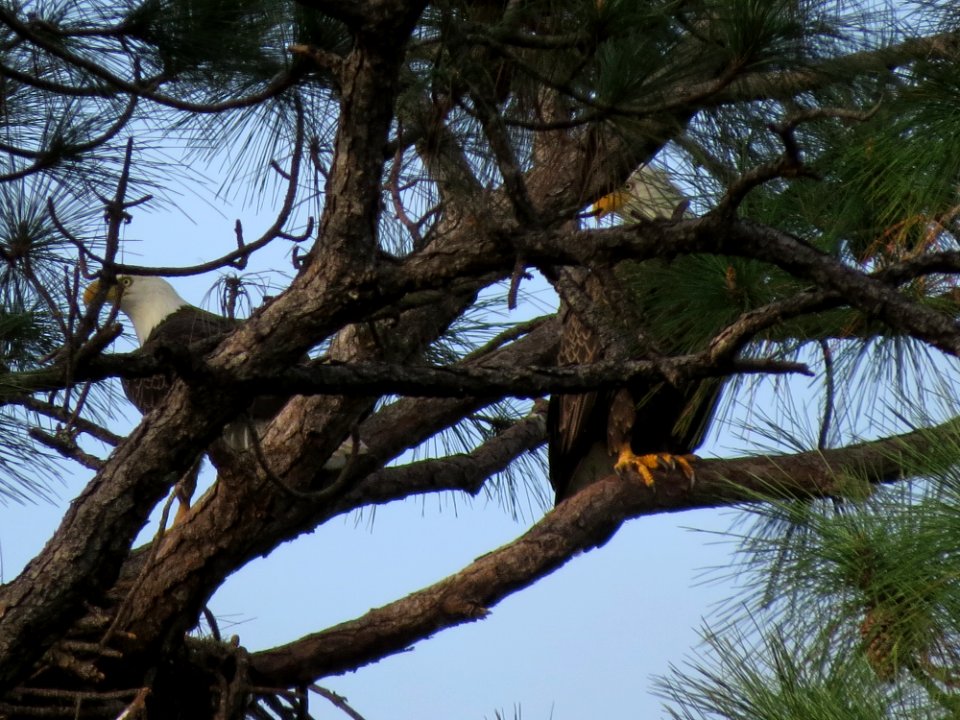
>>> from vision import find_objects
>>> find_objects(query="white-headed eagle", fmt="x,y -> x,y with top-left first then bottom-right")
83,275 -> 360,478
547,165 -> 720,503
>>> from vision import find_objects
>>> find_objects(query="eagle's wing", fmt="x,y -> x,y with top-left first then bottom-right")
122,373 -> 177,416
122,306 -> 238,415
547,301 -> 617,502
548,166 -> 724,501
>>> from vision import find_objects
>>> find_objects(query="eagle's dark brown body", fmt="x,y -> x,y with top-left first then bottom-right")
547,273 -> 722,504
122,305 -> 290,443
121,306 -> 237,414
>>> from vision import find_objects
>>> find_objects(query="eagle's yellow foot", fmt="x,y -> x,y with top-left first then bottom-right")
614,449 -> 697,488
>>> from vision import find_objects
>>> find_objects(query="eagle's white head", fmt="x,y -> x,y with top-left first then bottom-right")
83,274 -> 367,466
83,275 -> 189,345
592,164 -> 686,220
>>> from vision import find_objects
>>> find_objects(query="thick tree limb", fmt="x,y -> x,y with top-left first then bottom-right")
248,415 -> 945,685
517,220 -> 960,356
110,311 -> 557,653
0,376 -> 243,693
0,0 -> 426,692
350,402 -> 549,501
69,344 -> 808,399
7,7 -> 960,711
22,210 -> 960,410
0,208 -> 955,692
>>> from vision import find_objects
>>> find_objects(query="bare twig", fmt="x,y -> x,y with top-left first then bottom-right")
232,221 -> 247,271
28,428 -> 103,470
245,417 -> 364,503
114,687 -> 149,720
818,339 -> 835,451
74,96 -> 307,279
20,397 -> 122,446
507,256 -> 529,310
715,126 -> 814,214
310,685 -> 367,720
201,607 -> 221,643
462,315 -> 548,361
386,129 -> 423,248
278,217 -> 314,243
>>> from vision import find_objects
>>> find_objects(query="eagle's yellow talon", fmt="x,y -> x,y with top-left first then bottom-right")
614,448 -> 659,487
615,448 -> 698,489
674,454 -> 696,486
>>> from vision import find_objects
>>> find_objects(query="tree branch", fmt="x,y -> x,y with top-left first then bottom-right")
249,414 -> 944,685
710,31 -> 960,105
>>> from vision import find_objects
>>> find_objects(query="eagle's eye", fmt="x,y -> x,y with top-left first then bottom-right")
120,277 -> 132,287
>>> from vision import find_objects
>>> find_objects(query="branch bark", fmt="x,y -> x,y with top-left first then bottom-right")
250,414 -> 942,684
0,0 -> 427,692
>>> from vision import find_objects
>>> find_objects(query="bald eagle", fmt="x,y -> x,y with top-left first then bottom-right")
548,165 -> 720,503
84,275 -> 360,465
592,164 -> 688,220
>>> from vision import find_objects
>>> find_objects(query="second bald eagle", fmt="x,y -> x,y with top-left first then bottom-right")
548,164 -> 721,502
84,275 -> 359,466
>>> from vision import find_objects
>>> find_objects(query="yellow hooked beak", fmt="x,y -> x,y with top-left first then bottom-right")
592,189 -> 627,218
82,279 -> 121,306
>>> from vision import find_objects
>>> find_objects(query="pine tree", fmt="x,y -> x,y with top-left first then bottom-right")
0,0 -> 959,717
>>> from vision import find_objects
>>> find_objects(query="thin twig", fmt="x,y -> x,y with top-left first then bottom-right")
818,339 -> 835,451
507,256 -> 530,310
310,685 -> 367,720
462,315 -> 548,362
244,418 -> 365,503
113,687 -> 149,720
20,257 -> 68,337
28,428 -> 103,470
278,217 -> 314,243
9,686 -> 139,701
387,126 -> 423,248
73,96 -> 307,279
232,220 -> 247,270
63,381 -> 94,438
201,607 -> 222,643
